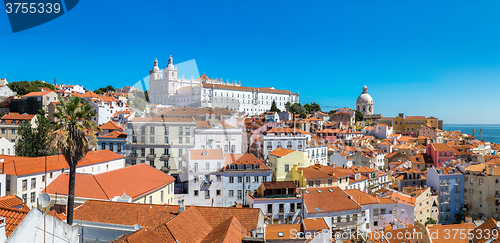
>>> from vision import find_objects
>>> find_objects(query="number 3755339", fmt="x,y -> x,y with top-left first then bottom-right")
5,3 -> 61,14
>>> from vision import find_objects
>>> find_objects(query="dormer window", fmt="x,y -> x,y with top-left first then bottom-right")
238,165 -> 244,170
230,165 -> 236,170
255,164 -> 260,170
246,165 -> 252,170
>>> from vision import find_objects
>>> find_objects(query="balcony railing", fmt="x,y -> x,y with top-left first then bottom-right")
129,153 -> 138,158
203,180 -> 212,186
147,154 -> 156,159
160,154 -> 170,160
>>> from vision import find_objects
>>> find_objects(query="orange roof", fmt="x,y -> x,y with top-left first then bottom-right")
265,224 -> 301,240
299,164 -> 343,179
224,153 -> 270,170
21,90 -> 54,97
190,149 -> 224,160
0,195 -> 29,211
78,91 -> 103,98
0,206 -> 28,237
99,120 -> 123,131
0,150 -> 124,176
302,218 -> 328,231
268,148 -> 296,157
131,117 -> 194,122
430,143 -> 454,152
470,218 -> 500,243
196,121 -> 210,128
73,200 -> 180,228
44,164 -> 175,200
304,186 -> 361,213
99,130 -> 127,139
0,113 -> 35,124
345,189 -> 394,205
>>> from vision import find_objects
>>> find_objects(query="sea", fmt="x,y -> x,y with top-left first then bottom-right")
443,124 -> 500,144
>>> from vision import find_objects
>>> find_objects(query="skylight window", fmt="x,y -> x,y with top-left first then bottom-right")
328,189 -> 333,192
317,190 -> 322,193
314,207 -> 321,212
278,232 -> 284,237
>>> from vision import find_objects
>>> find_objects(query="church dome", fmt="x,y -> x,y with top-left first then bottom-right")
356,86 -> 373,105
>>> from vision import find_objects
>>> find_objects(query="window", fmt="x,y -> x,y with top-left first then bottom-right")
315,181 -> 320,187
6,180 -> 10,191
285,164 -> 289,172
381,208 -> 386,214
205,190 -> 210,199
117,143 -> 122,153
160,190 -> 164,203
179,127 -> 183,135
246,176 -> 251,183
279,203 -> 285,213
30,192 -> 35,203
231,145 -> 235,153
230,177 -> 234,183
224,145 -> 228,153
109,143 -> 114,152
216,190 -> 221,196
216,175 -> 221,181
328,179 -> 333,185
229,190 -> 234,197
373,209 -> 379,216
11,129 -> 15,134
150,137 -> 154,144
267,204 -> 273,213
42,175 -> 45,182
290,203 -> 295,212
194,190 -> 199,196
22,179 -> 27,191
374,221 -> 378,226
164,127 -> 169,135
308,181 -> 313,187
50,172 -> 53,178
238,176 -> 243,183
22,194 -> 27,203
150,126 -> 155,135
101,143 -> 106,150
237,190 -> 242,199
254,176 -> 259,183
205,163 -> 210,171
31,178 -> 36,189
179,137 -> 182,144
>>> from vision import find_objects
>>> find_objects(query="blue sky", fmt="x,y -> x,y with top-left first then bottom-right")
1,1 -> 500,124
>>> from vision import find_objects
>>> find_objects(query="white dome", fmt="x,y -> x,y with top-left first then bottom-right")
357,93 -> 373,104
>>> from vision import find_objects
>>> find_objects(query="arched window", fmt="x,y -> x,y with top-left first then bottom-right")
363,107 -> 366,112
369,106 -> 372,112
337,216 -> 342,223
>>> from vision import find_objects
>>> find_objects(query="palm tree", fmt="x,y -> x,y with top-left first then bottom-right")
51,96 -> 99,225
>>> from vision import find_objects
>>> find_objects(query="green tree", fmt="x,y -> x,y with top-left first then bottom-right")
8,80 -> 55,96
425,217 -> 437,225
299,112 -> 307,119
304,103 -> 312,114
94,85 -> 115,94
130,90 -> 147,111
454,212 -> 464,224
270,100 -> 281,113
284,102 -> 292,112
15,113 -> 55,157
51,96 -> 99,225
355,110 -> 364,122
289,103 -> 306,114
144,90 -> 149,102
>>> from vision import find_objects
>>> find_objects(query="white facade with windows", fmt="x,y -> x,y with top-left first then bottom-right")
193,121 -> 244,154
306,142 -> 328,165
148,56 -> 299,115
89,98 -> 129,126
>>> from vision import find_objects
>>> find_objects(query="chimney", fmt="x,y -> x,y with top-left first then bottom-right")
0,217 -> 6,243
179,205 -> 185,214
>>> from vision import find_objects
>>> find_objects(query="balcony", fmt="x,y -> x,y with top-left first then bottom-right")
161,166 -> 170,171
202,180 -> 212,186
267,146 -> 272,151
160,154 -> 170,160
129,153 -> 138,158
147,154 -> 156,159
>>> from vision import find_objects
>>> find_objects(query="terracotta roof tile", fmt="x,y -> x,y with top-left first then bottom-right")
73,200 -> 180,228
265,224 -> 301,240
0,206 -> 28,237
99,120 -> 123,131
166,206 -> 213,243
224,154 -> 270,170
268,148 -> 296,157
44,164 -> 175,200
113,226 -> 170,243
0,195 -> 29,211
0,150 -> 124,176
201,216 -> 245,243
99,131 -> 127,139
471,218 -> 500,243
21,90 -> 54,97
302,218 -> 329,231
304,186 -> 361,213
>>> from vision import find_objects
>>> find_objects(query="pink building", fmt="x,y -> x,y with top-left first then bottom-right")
426,143 -> 455,167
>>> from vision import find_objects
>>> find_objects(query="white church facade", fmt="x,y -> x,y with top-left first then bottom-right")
148,56 -> 299,115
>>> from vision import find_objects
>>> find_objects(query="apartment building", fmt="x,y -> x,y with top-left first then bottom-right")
261,127 -> 310,158
0,113 -> 37,143
426,166 -> 464,224
193,120 -> 244,154
268,148 -> 309,182
464,163 -> 500,220
126,117 -> 196,177
305,141 -> 328,165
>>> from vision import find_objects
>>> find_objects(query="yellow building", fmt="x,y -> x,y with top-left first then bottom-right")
268,148 -> 308,181
378,114 -> 440,134
464,163 -> 500,220
44,163 -> 176,210
291,164 -> 351,189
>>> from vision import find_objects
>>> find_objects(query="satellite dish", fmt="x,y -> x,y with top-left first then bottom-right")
38,193 -> 51,208
134,223 -> 140,230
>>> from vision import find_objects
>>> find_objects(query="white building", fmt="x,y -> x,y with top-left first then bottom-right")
373,124 -> 393,139
0,85 -> 15,100
356,85 -> 374,116
0,138 -> 15,156
193,120 -> 244,154
221,153 -> 272,207
0,150 -> 125,208
89,98 -> 129,126
261,127 -> 310,158
148,56 -> 299,115
305,141 -> 328,165
179,149 -> 225,207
